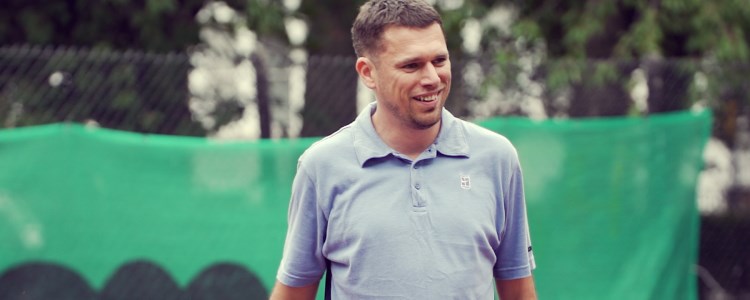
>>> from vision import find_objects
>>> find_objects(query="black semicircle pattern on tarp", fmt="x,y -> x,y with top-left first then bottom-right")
0,260 -> 268,300
99,259 -> 183,300
185,262 -> 269,300
0,261 -> 97,300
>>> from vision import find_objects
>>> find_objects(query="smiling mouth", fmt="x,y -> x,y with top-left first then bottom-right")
413,92 -> 440,102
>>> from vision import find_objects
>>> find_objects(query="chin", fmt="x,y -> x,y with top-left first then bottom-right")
412,116 -> 441,130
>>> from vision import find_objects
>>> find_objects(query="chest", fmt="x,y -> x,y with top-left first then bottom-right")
323,157 -> 506,253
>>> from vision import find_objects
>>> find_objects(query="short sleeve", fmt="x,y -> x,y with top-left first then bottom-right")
493,161 -> 536,280
276,163 -> 328,286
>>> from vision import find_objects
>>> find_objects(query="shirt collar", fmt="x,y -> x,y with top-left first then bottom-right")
353,102 -> 470,167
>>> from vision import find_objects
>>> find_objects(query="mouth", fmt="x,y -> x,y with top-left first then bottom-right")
412,91 -> 440,102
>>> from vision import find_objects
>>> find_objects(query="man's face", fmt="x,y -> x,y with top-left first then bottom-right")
364,22 -> 451,130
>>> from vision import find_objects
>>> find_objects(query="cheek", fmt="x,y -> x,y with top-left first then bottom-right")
392,75 -> 417,93
441,70 -> 452,83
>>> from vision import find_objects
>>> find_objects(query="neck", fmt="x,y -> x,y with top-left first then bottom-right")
372,110 -> 441,160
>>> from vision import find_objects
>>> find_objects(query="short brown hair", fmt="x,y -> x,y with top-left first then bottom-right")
351,0 -> 442,57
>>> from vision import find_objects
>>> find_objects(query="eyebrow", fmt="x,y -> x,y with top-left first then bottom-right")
394,53 -> 449,66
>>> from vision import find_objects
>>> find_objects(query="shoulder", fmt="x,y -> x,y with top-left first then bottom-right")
297,123 -> 358,171
461,119 -> 519,159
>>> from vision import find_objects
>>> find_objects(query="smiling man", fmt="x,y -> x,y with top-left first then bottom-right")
270,0 -> 536,299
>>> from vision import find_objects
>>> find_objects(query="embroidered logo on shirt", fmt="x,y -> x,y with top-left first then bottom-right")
460,175 -> 471,190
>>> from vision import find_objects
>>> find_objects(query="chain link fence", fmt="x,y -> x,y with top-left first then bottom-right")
0,45 -> 202,135
1,44 -> 749,299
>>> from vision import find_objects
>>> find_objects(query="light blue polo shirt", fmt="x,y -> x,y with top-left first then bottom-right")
277,102 -> 535,299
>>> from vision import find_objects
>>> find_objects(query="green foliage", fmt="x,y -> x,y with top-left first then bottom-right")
560,2 -> 611,59
146,0 -> 177,14
18,9 -> 54,44
244,0 -> 286,39
0,0 -> 285,135
614,8 -> 662,58
298,0 -> 360,55
512,19 -> 542,41
477,0 -> 750,117
504,0 -> 750,61
0,0 -> 208,52
590,62 -> 620,87
440,6 -> 475,56
3,0 -> 750,128
546,60 -> 583,91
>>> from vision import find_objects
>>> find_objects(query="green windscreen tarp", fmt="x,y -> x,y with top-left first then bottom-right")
0,109 -> 712,299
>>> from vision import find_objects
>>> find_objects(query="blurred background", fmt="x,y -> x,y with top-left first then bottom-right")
0,0 -> 749,299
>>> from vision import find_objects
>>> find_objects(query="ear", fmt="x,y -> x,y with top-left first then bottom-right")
355,57 -> 377,89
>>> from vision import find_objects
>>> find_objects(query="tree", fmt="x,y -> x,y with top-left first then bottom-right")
466,0 -> 750,119
0,0 -> 207,51
0,0 -> 288,136
0,0 -> 208,134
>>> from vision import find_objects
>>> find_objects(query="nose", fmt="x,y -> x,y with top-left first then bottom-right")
420,63 -> 440,87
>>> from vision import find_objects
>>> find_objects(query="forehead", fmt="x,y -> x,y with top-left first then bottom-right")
377,23 -> 448,62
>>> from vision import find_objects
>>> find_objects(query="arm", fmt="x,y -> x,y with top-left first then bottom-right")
496,276 -> 537,300
269,281 -> 319,300
495,154 -> 536,299
274,163 -> 326,299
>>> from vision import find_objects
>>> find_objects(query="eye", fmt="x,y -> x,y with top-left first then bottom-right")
402,62 -> 420,70
432,57 -> 447,66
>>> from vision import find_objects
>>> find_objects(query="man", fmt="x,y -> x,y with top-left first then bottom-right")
271,0 -> 536,299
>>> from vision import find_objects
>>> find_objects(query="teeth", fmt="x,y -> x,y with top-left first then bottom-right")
415,94 -> 438,102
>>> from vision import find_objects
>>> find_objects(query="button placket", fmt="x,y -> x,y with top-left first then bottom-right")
411,160 -> 425,207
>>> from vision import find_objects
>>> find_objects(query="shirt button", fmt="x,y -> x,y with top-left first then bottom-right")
413,165 -> 419,169
414,183 -> 421,190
